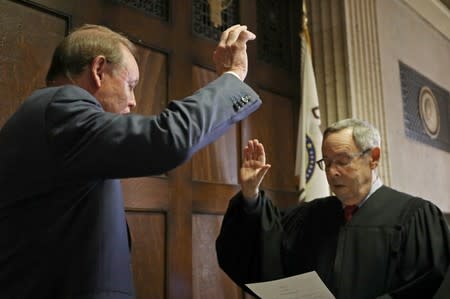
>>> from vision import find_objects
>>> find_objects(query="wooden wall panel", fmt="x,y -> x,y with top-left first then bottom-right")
28,0 -> 104,27
192,214 -> 245,299
192,182 -> 240,214
241,90 -> 297,193
191,66 -> 239,184
127,212 -> 166,299
0,0 -> 67,127
122,177 -> 169,210
122,43 -> 169,210
103,1 -> 173,51
191,134 -> 239,184
133,44 -> 168,116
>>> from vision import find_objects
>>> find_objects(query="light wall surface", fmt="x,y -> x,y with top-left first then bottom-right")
377,0 -> 450,211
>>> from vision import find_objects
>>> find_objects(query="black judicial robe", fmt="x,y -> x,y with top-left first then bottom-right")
434,266 -> 450,299
216,185 -> 450,299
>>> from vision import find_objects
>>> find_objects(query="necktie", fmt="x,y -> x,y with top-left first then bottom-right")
344,205 -> 358,222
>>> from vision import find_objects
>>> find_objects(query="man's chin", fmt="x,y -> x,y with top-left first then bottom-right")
331,185 -> 346,192
331,186 -> 347,199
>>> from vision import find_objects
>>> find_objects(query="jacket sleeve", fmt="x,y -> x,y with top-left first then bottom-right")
45,73 -> 261,179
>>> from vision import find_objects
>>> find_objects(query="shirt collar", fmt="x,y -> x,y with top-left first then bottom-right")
358,176 -> 383,208
340,175 -> 383,209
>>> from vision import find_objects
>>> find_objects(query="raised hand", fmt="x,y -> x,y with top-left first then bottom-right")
240,139 -> 271,200
213,24 -> 256,81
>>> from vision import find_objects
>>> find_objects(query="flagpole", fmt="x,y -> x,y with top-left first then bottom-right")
301,1 -> 311,56
302,0 -> 307,34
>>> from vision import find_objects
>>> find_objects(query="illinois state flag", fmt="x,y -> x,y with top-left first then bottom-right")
295,28 -> 329,202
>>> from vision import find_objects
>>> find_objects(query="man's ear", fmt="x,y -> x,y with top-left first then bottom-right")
91,55 -> 108,88
369,147 -> 381,169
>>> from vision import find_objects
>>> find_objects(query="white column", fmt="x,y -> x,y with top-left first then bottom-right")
307,0 -> 391,184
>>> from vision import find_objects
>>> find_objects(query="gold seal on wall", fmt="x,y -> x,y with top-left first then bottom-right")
418,86 -> 440,139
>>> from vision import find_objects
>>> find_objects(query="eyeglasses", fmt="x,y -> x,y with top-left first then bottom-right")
316,149 -> 371,171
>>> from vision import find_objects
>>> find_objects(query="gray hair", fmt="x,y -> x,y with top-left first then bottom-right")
323,118 -> 381,151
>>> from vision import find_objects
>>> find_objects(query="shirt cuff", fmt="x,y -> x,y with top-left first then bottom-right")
224,71 -> 242,81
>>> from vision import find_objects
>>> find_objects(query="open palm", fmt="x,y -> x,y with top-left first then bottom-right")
239,139 -> 271,199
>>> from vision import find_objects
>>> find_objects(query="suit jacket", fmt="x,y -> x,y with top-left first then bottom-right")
0,73 -> 261,298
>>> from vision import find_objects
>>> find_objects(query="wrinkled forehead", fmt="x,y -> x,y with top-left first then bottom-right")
117,44 -> 139,80
322,128 -> 358,154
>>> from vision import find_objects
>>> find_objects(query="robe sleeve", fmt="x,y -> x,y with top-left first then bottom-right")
215,191 -> 284,295
381,199 -> 450,299
433,265 -> 450,299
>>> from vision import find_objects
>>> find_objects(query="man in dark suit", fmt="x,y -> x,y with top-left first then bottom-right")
216,119 -> 450,299
0,24 -> 261,298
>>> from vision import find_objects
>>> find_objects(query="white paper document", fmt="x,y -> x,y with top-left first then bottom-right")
245,271 -> 335,299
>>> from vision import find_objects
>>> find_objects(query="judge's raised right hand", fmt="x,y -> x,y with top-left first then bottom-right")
213,24 -> 256,81
240,139 -> 271,200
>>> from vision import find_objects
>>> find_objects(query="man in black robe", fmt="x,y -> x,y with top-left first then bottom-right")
216,119 -> 450,299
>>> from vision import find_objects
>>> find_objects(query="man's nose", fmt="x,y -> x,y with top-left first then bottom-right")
129,92 -> 137,109
326,163 -> 341,176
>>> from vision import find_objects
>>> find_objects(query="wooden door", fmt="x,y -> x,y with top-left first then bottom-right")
0,0 -> 301,298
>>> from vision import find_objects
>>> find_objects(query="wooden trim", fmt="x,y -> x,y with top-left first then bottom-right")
11,0 -> 71,34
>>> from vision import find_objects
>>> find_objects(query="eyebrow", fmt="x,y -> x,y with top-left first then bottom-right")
323,152 -> 353,159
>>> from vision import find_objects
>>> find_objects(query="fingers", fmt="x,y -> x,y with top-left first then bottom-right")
255,141 -> 265,163
214,24 -> 256,80
218,24 -> 242,48
237,29 -> 256,43
243,139 -> 268,164
222,25 -> 255,47
243,139 -> 257,161
215,25 -> 245,67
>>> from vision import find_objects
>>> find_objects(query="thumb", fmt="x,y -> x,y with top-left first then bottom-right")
256,164 -> 271,183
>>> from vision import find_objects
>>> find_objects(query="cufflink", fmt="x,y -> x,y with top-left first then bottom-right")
240,95 -> 251,104
233,95 -> 252,112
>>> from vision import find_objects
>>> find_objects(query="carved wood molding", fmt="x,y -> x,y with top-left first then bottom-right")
113,0 -> 169,20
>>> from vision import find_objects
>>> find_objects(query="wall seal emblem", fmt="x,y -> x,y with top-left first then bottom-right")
418,86 -> 440,139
